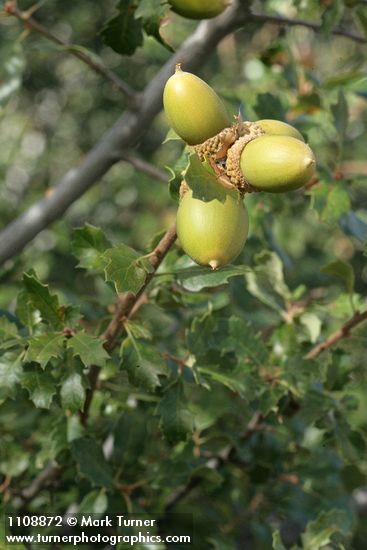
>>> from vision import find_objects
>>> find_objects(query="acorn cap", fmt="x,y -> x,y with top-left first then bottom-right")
194,126 -> 238,162
225,122 -> 265,192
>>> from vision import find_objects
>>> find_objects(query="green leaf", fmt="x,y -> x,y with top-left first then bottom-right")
136,0 -> 171,51
0,317 -> 18,341
309,178 -> 351,225
300,313 -> 322,344
321,260 -> 354,297
157,381 -> 194,445
22,273 -> 64,330
21,367 -> 56,409
35,419 -> 68,465
324,71 -> 365,89
0,317 -> 20,350
167,148 -> 189,202
308,179 -> 329,217
339,211 -> 367,243
0,353 -> 22,399
190,464 -> 224,489
135,0 -> 166,20
0,43 -> 26,107
254,92 -> 286,120
124,319 -> 152,340
245,251 -> 290,312
102,244 -> 153,294
0,451 -> 29,477
121,338 -> 169,392
60,373 -> 86,413
331,89 -> 348,162
299,389 -> 335,425
354,6 -> 367,39
72,224 -> 110,270
71,438 -> 113,488
67,333 -> 109,367
272,531 -> 286,550
15,289 -> 40,330
331,89 -> 348,143
184,153 -> 233,203
173,264 -> 249,292
197,365 -> 248,398
113,412 -> 147,466
163,127 -> 182,144
79,489 -> 108,514
222,317 -> 268,366
101,0 -> 143,56
186,309 -> 220,358
301,509 -> 352,549
321,0 -> 345,34
341,464 -> 366,491
24,334 -> 65,369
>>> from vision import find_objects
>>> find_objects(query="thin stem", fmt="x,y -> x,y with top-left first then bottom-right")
249,11 -> 366,44
305,308 -> 367,360
15,461 -> 63,508
121,153 -> 169,184
5,1 -> 137,105
164,411 -> 263,511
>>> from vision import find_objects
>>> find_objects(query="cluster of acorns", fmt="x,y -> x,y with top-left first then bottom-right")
163,65 -> 316,270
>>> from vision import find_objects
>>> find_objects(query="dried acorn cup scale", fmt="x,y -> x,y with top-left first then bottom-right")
163,64 -> 316,269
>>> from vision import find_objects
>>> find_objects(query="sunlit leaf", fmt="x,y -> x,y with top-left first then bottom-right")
173,264 -> 249,292
60,372 -> 86,413
25,334 -> 65,369
22,273 -> 64,330
21,367 -> 56,409
67,333 -> 109,367
102,244 -> 153,295
72,224 -> 110,270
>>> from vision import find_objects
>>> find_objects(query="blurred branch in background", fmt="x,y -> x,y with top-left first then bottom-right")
4,0 -> 138,105
121,153 -> 169,184
249,10 -> 366,44
164,411 -> 264,512
305,308 -> 367,359
0,0 -> 250,266
11,461 -> 63,509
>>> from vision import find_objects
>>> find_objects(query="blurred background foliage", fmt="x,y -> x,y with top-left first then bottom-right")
0,0 -> 367,548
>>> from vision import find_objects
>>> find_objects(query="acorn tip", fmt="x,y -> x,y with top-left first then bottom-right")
304,157 -> 315,167
209,260 -> 220,270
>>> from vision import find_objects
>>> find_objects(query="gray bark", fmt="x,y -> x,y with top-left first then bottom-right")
0,1 -> 250,265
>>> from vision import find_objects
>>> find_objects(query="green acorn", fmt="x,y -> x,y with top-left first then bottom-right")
176,187 -> 249,269
240,135 -> 316,193
168,0 -> 230,19
256,119 -> 305,142
163,65 -> 230,145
